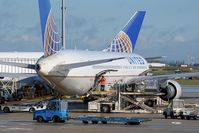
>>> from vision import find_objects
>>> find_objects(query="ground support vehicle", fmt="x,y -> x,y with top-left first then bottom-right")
73,116 -> 151,125
88,91 -> 159,113
33,99 -> 151,125
0,88 -> 12,104
88,98 -> 116,113
33,99 -> 69,123
86,80 -> 166,113
163,99 -> 198,120
180,108 -> 198,120
1,101 -> 47,113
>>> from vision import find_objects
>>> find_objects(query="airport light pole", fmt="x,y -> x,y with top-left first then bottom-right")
62,0 -> 66,49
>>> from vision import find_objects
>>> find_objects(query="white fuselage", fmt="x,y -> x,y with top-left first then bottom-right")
36,50 -> 149,95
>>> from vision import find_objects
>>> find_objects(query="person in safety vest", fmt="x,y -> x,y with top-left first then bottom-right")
98,76 -> 107,91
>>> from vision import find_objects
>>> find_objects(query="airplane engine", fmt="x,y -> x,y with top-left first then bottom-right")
159,80 -> 182,101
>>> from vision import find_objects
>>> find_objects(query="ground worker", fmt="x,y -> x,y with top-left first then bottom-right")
98,76 -> 107,91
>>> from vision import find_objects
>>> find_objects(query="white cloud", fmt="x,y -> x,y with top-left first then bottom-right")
174,35 -> 186,43
82,36 -> 101,49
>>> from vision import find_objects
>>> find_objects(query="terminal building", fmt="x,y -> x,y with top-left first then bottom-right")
0,52 -> 50,99
0,52 -> 42,74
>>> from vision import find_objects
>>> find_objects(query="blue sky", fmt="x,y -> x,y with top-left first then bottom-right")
0,0 -> 198,63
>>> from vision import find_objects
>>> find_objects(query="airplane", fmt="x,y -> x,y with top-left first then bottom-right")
1,0 -> 199,102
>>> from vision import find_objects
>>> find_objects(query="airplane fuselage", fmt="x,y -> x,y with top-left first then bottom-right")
36,50 -> 149,95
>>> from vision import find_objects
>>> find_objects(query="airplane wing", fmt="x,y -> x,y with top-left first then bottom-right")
180,96 -> 199,99
127,72 -> 199,84
145,56 -> 166,62
0,60 -> 35,69
0,73 -> 38,78
49,57 -> 125,76
53,57 -> 125,70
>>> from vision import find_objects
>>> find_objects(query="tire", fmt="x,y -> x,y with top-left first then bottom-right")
127,122 -> 140,125
36,116 -> 43,123
82,120 -> 88,124
163,112 -> 168,119
29,108 -> 35,113
180,115 -> 185,119
59,120 -> 65,123
100,105 -> 110,113
101,121 -> 107,124
193,116 -> 197,120
53,116 -> 61,123
170,112 -> 175,119
3,107 -> 10,113
186,116 -> 190,120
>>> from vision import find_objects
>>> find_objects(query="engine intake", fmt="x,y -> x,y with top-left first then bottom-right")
159,80 -> 182,101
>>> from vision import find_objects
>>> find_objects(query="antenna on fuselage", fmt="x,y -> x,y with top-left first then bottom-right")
61,0 -> 66,49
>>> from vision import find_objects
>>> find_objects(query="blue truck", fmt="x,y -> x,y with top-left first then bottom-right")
33,99 -> 70,123
33,99 -> 151,125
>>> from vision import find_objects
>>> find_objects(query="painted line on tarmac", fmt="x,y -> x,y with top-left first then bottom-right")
171,121 -> 182,125
1,127 -> 33,131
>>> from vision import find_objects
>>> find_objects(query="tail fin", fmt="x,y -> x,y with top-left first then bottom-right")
103,11 -> 145,53
38,0 -> 62,57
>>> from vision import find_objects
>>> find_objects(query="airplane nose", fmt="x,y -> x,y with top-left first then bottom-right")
35,64 -> 41,72
36,57 -> 54,76
36,62 -> 49,76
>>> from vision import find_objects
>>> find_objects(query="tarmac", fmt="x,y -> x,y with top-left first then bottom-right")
0,112 -> 199,133
0,86 -> 199,133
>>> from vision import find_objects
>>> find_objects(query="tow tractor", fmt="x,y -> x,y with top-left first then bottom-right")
33,99 -> 151,125
163,99 -> 198,120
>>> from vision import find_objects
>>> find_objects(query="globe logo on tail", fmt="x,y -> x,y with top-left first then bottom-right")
44,10 -> 62,56
103,31 -> 132,53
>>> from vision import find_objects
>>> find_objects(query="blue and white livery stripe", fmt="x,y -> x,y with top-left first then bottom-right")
103,11 -> 145,53
38,0 -> 62,57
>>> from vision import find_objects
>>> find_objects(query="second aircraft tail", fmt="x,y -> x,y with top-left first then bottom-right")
38,0 -> 62,57
103,11 -> 146,53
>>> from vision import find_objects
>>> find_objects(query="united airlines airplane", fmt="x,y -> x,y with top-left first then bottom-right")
1,0 -> 199,101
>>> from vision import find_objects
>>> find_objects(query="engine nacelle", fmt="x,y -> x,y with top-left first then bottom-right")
159,80 -> 182,101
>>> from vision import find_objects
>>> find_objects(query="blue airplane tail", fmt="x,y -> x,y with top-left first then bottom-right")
38,0 -> 62,57
103,11 -> 145,53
